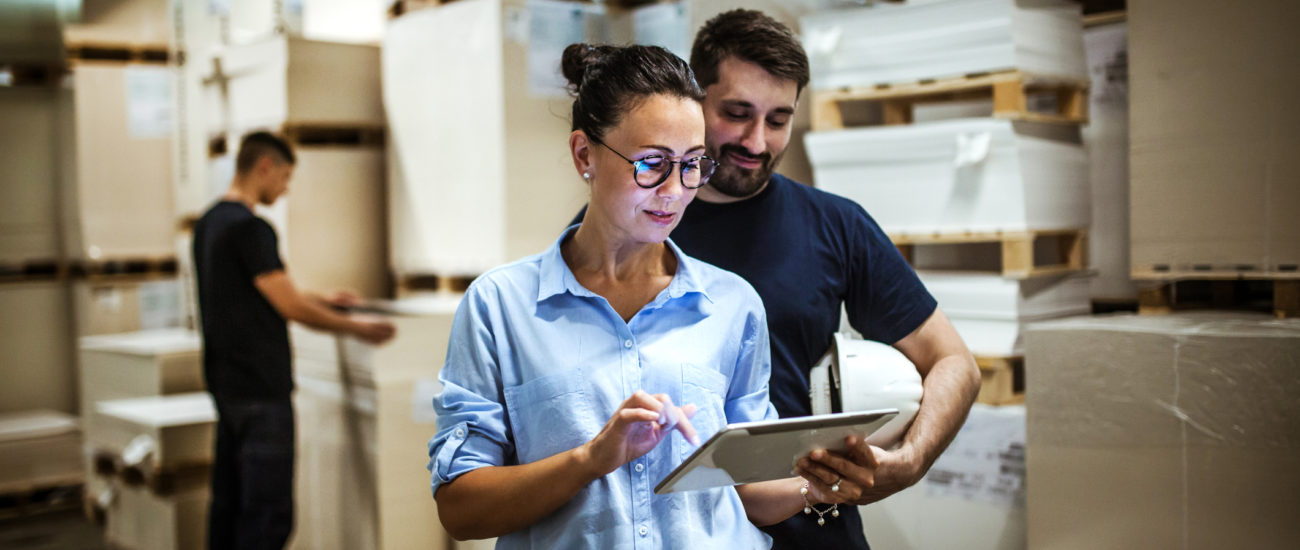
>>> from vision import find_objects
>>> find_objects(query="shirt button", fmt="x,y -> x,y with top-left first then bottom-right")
454,428 -> 465,438
639,525 -> 648,536
624,339 -> 633,348
634,463 -> 644,473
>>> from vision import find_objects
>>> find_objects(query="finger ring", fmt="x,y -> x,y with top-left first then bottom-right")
831,478 -> 841,492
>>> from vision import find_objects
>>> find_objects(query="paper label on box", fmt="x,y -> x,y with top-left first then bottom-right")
124,66 -> 174,139
923,406 -> 1025,507
526,0 -> 604,98
633,3 -> 690,61
138,279 -> 183,330
411,377 -> 443,424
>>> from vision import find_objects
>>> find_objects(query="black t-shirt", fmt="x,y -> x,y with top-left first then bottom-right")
192,200 -> 292,402
572,173 -> 936,549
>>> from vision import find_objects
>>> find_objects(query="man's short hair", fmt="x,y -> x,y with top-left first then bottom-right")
235,131 -> 296,174
690,9 -> 811,95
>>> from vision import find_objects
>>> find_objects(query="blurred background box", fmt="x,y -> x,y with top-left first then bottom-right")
218,37 -> 384,132
1025,313 -> 1300,549
0,410 -> 83,495
89,392 -> 215,474
103,477 -> 209,550
917,272 -> 1090,357
384,0 -> 591,278
0,282 -> 76,415
1129,0 -> 1300,275
63,0 -> 170,48
0,86 -> 66,266
289,295 -> 459,550
65,62 -> 176,261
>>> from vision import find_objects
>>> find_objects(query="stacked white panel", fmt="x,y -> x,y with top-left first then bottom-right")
917,271 -> 1091,356
801,0 -> 1087,90
806,118 -> 1089,234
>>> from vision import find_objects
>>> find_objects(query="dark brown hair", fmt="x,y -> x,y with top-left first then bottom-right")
235,131 -> 295,174
690,9 -> 810,95
561,43 -> 705,142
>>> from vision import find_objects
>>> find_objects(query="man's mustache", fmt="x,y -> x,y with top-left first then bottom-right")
718,144 -> 771,166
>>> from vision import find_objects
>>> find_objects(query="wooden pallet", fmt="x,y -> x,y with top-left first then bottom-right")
1132,268 -> 1299,319
811,70 -> 1090,131
68,256 -> 179,280
0,259 -> 66,284
66,42 -> 170,64
397,273 -> 478,294
976,355 -> 1024,406
1,63 -> 68,87
893,229 -> 1086,279
0,482 -> 83,521
282,123 -> 386,147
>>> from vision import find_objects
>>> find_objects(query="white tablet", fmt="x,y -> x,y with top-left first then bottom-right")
654,409 -> 898,494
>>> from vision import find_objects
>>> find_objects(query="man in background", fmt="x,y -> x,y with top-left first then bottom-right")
192,131 -> 395,549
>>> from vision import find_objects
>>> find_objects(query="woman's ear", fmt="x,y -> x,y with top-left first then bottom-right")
570,129 -> 593,182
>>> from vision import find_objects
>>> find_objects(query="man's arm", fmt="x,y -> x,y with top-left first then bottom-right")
797,308 -> 979,504
254,270 -> 394,344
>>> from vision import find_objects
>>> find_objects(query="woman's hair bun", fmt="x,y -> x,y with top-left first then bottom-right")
561,43 -> 615,93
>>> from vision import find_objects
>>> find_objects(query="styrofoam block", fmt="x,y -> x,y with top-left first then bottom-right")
801,0 -> 1087,89
806,118 -> 1089,234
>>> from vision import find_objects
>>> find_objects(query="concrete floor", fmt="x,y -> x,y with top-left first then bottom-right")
0,509 -> 105,550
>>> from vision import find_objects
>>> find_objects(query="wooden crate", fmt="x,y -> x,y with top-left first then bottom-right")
811,70 -> 1089,131
894,229 -> 1087,279
976,356 -> 1024,406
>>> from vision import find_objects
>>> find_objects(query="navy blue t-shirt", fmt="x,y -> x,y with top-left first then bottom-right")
574,173 -> 936,548
192,201 -> 292,402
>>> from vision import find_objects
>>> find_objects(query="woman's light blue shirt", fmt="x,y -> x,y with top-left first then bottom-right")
428,227 -> 778,549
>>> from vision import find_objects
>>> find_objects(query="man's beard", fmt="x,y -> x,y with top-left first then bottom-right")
707,143 -> 783,199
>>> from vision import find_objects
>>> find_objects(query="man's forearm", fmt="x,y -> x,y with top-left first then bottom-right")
898,352 -> 980,476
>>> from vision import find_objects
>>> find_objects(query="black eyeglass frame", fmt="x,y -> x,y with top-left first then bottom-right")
590,136 -> 715,190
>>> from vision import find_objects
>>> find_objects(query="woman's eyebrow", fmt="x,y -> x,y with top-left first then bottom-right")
638,144 -> 707,155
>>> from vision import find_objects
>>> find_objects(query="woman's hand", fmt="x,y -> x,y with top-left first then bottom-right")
578,390 -> 698,478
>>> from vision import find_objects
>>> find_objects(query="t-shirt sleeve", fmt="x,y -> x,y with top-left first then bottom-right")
237,219 -> 285,280
843,205 -> 937,345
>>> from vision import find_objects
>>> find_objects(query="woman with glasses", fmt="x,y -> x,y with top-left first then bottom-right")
426,44 -> 825,548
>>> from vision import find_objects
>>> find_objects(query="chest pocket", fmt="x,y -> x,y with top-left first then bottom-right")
503,367 -> 598,465
680,363 -> 728,460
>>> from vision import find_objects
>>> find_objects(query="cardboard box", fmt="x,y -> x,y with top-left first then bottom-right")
1082,21 -> 1136,301
1024,313 -> 1300,549
78,329 -> 203,437
219,37 -> 384,131
282,147 -> 389,298
384,0 -> 592,276
861,404 -> 1026,550
0,410 -> 83,494
807,119 -> 1089,234
0,282 -> 76,414
63,0 -> 170,47
800,0 -> 1087,90
91,392 -> 216,472
289,296 -> 458,550
72,278 -> 185,337
1129,0 -> 1300,272
0,87 -> 65,264
66,63 -> 177,261
105,479 -> 209,550
918,271 -> 1091,357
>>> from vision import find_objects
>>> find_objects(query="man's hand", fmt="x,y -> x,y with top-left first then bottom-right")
320,290 -> 363,309
350,314 -> 396,345
794,434 -> 922,505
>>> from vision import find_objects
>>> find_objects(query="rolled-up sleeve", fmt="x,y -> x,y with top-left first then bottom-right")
725,302 -> 779,424
427,283 -> 513,497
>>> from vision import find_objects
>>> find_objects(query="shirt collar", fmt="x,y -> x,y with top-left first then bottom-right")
537,224 -> 714,307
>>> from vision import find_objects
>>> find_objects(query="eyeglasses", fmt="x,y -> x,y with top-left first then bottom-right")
591,137 -> 716,189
